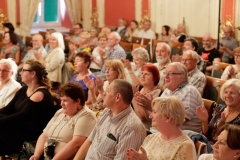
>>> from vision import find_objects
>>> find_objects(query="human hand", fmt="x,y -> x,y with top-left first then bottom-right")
196,106 -> 209,123
121,58 -> 132,71
220,112 -> 228,123
95,76 -> 104,91
135,92 -> 153,111
99,48 -> 106,57
29,155 -> 40,160
172,54 -> 181,62
83,76 -> 95,91
126,147 -> 149,160
228,65 -> 235,76
34,50 -> 42,60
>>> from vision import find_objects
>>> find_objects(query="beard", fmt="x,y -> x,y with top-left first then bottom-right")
156,56 -> 168,64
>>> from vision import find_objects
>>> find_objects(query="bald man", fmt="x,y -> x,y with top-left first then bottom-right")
170,23 -> 186,43
198,33 -> 221,74
214,26 -> 238,63
18,34 -> 48,69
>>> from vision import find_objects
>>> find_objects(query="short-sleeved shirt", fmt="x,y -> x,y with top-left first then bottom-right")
214,37 -> 238,58
1,45 -> 20,59
198,47 -> 220,65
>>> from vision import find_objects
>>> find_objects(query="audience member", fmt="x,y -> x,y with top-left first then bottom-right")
65,23 -> 83,45
35,32 -> 65,87
89,32 -> 108,73
74,79 -> 146,160
199,124 -> 240,160
159,25 -> 171,42
0,59 -> 55,154
196,79 -> 240,143
215,26 -> 238,64
77,32 -> 91,53
30,82 -> 96,160
100,26 -> 111,36
114,18 -> 127,36
89,26 -> 99,48
132,64 -> 161,129
127,96 -> 197,160
153,42 -> 171,87
169,23 -> 186,43
198,33 -> 221,75
181,50 -> 206,95
0,58 -> 21,109
0,31 -> 20,65
45,29 -> 56,52
125,20 -> 139,42
138,20 -> 156,40
221,47 -> 240,80
70,52 -> 96,105
122,47 -> 149,85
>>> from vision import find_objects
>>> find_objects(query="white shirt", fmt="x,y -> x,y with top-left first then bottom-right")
138,29 -> 156,39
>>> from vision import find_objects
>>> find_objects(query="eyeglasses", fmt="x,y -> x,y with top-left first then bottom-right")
164,72 -> 183,76
105,68 -> 116,72
0,69 -> 10,73
181,59 -> 193,62
234,54 -> 240,58
21,69 -> 33,72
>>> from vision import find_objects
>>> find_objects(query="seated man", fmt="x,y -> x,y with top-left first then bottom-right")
74,79 -> 146,160
198,33 -> 221,75
214,26 -> 238,63
138,20 -> 156,40
181,50 -> 206,96
170,23 -> 186,43
114,18 -> 127,36
18,34 -> 47,70
65,23 -> 83,45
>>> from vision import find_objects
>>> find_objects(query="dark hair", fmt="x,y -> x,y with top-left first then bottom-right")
4,31 -> 18,45
75,23 -> 83,29
184,37 -> 199,51
3,22 -> 15,32
141,64 -> 160,86
217,124 -> 240,152
162,25 -> 170,36
131,20 -> 139,26
59,82 -> 85,106
25,59 -> 51,90
112,79 -> 133,105
75,52 -> 92,68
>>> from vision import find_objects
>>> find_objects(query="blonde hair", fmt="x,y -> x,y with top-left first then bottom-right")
131,47 -> 149,62
105,60 -> 126,80
152,96 -> 185,126
80,31 -> 91,41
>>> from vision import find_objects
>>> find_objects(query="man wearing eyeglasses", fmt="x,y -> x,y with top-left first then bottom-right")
65,23 -> 83,45
214,26 -> 238,64
181,50 -> 206,96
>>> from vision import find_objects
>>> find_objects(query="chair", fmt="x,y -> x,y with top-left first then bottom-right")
119,41 -> 132,53
203,76 -> 226,104
120,35 -> 128,42
69,29 -> 74,35
25,36 -> 32,47
191,36 -> 203,48
142,38 -> 152,46
195,140 -> 207,158
170,42 -> 183,60
202,98 -> 217,122
211,62 -> 229,78
43,39 -> 48,46
131,36 -> 142,44
39,31 -> 46,39
132,43 -> 147,50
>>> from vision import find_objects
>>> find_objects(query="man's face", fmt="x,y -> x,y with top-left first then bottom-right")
103,82 -> 116,109
73,24 -> 82,35
183,41 -> 194,51
155,45 -> 170,64
202,36 -> 212,48
143,22 -> 151,31
32,35 -> 43,49
181,52 -> 198,72
108,33 -> 118,47
224,27 -> 232,39
164,65 -> 184,91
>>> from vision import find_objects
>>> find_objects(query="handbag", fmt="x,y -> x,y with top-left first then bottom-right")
18,141 -> 36,160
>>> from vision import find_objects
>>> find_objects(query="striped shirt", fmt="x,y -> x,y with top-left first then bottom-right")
188,67 -> 206,96
85,107 -> 146,160
161,81 -> 203,133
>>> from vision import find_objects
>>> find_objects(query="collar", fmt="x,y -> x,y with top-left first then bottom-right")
188,67 -> 198,76
108,106 -> 132,123
177,81 -> 188,89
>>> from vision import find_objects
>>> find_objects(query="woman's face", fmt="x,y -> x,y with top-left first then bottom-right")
162,27 -> 167,35
90,29 -> 98,38
0,64 -> 12,82
45,31 -> 51,40
140,70 -> 154,86
98,37 -> 107,47
149,105 -> 166,129
234,53 -> 240,64
79,35 -> 88,45
133,56 -> 145,69
49,36 -> 58,49
60,95 -> 79,116
74,56 -> 88,73
20,64 -> 33,84
213,130 -> 240,160
130,22 -> 137,29
3,33 -> 10,44
223,85 -> 240,107
105,67 -> 118,82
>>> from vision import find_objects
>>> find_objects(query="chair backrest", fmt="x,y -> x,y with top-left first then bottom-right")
203,76 -> 226,104
170,42 -> 183,60
142,38 -> 152,46
119,41 -> 132,53
131,36 -> 142,44
211,62 -> 229,78
120,35 -> 128,42
132,43 -> 147,50
202,98 -> 217,122
39,31 -> 46,39
25,36 -> 32,47
195,140 -> 207,158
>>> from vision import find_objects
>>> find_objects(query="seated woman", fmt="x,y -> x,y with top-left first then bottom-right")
159,25 -> 171,43
68,32 -> 91,64
114,18 -> 127,36
122,47 -> 149,85
132,64 -> 161,130
44,29 -> 56,52
127,96 -> 197,160
0,59 -> 55,154
89,26 -> 99,48
35,32 -> 65,88
196,79 -> 240,143
199,124 -> 240,160
70,52 -> 96,105
125,20 -> 139,42
0,31 -> 20,65
221,47 -> 240,80
30,82 -> 96,160
0,58 -> 21,109
89,32 -> 108,73
84,59 -> 126,111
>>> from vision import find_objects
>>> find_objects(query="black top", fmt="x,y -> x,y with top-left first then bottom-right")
197,47 -> 220,65
0,86 -> 55,153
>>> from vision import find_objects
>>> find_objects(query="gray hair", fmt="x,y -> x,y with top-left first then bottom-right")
183,50 -> 198,60
131,47 -> 149,62
156,42 -> 171,53
220,79 -> 240,100
0,58 -> 18,79
112,31 -> 121,42
51,32 -> 65,50
168,62 -> 188,80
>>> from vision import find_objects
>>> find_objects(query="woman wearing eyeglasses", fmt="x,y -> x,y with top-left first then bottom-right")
0,59 -> 55,154
221,47 -> 240,80
0,58 -> 21,109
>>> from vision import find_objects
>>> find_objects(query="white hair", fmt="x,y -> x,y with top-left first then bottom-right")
51,32 -> 65,50
131,47 -> 149,62
0,58 -> 18,80
183,50 -> 198,60
112,31 -> 121,41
